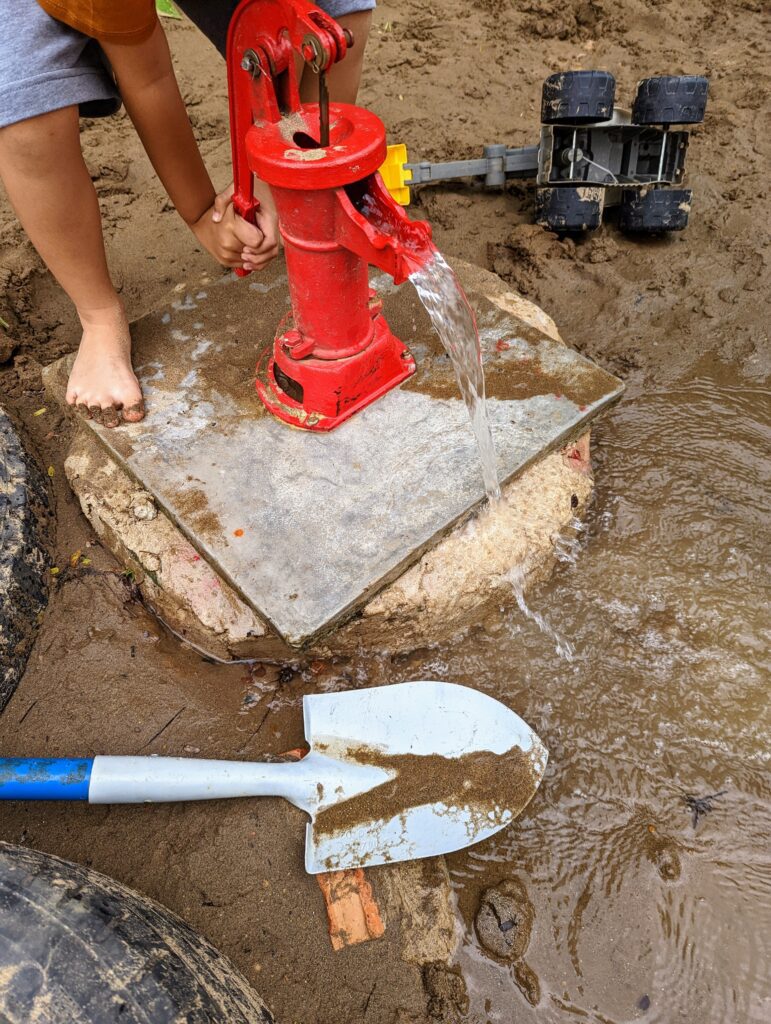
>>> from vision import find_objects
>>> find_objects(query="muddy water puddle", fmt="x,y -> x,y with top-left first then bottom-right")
325,353 -> 767,1021
393,359 -> 769,1023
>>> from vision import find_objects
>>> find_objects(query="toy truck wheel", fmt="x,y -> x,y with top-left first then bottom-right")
535,186 -> 604,232
0,843 -> 275,1024
541,70 -> 615,125
632,76 -> 708,124
619,188 -> 692,233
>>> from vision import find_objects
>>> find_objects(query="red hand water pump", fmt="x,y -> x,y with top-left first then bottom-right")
227,0 -> 433,431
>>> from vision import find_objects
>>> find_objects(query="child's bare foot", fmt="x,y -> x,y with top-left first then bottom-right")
65,302 -> 145,428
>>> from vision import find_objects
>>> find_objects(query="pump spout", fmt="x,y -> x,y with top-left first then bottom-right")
334,174 -> 434,285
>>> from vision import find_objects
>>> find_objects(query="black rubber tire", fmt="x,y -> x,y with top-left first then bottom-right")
619,187 -> 692,233
0,842 -> 275,1023
535,186 -> 604,232
541,70 -> 615,125
632,75 -> 709,125
0,406 -> 51,714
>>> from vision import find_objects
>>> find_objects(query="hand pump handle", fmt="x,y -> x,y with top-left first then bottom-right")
226,0 -> 351,275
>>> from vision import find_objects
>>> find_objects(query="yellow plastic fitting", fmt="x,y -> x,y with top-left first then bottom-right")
379,144 -> 412,206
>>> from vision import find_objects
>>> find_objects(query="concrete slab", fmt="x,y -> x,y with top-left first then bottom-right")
62,422 -> 595,660
45,259 -> 622,647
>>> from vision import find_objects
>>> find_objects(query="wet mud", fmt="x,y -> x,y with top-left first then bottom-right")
314,743 -> 543,839
423,962 -> 470,1022
474,878 -> 534,963
0,1 -> 769,1023
175,484 -> 224,541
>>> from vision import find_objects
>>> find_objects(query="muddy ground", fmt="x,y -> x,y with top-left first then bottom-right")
1,1 -> 769,1022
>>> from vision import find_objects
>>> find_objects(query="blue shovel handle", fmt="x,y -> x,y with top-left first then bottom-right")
0,758 -> 93,800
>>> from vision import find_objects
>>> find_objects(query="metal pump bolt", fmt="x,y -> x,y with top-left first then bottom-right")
241,50 -> 261,76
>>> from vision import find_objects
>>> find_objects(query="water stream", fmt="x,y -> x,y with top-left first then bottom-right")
352,184 -> 500,500
507,566 -> 576,663
410,250 -> 501,501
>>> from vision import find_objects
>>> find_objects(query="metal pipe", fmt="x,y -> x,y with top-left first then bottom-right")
319,71 -> 330,147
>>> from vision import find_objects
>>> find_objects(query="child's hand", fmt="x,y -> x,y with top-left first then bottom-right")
192,184 -> 279,272
218,182 -> 280,273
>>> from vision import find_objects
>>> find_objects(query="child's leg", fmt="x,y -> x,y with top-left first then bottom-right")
0,106 -> 143,427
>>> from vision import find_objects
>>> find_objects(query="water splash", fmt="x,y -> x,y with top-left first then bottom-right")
410,251 -> 501,501
507,566 -> 575,661
554,516 -> 588,564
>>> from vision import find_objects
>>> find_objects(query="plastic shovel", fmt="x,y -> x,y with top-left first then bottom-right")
0,681 -> 547,873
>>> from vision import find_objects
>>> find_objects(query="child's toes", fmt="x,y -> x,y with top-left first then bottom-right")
122,401 -> 145,424
102,405 -> 121,429
88,405 -> 104,425
75,402 -> 91,420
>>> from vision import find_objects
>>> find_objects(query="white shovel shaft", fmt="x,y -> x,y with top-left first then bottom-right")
87,752 -> 388,814
89,755 -> 313,806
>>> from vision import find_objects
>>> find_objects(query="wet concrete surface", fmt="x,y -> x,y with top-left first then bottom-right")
43,262 -> 621,647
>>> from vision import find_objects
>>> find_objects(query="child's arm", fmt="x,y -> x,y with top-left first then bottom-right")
102,21 -> 278,272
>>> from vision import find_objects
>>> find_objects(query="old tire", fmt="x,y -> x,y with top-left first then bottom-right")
619,187 -> 692,233
535,185 -> 604,232
541,70 -> 615,125
0,842 -> 275,1023
0,406 -> 51,713
632,75 -> 708,125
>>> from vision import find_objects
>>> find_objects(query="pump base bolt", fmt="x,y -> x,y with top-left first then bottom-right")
281,330 -> 315,359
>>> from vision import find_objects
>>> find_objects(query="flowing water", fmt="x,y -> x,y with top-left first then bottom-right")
352,185 -> 500,501
410,251 -> 501,501
507,566 -> 576,663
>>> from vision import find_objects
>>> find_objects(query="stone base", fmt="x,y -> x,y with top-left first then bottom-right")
65,423 -> 592,661
64,431 -> 279,661
50,259 -> 616,659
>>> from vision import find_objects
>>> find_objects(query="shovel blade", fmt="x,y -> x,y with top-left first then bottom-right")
302,681 -> 547,873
